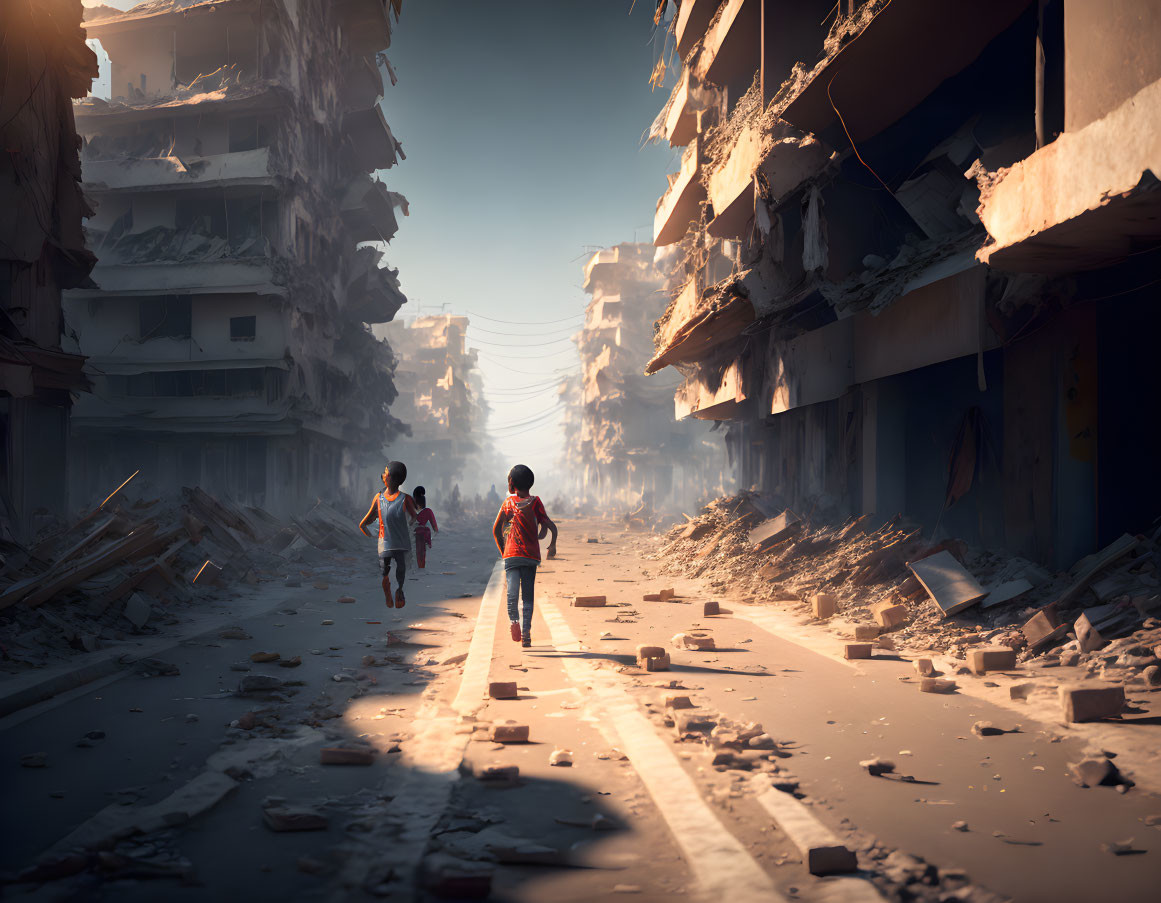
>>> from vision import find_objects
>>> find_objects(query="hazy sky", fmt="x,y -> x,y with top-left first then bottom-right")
383,1 -> 673,472
87,0 -> 676,477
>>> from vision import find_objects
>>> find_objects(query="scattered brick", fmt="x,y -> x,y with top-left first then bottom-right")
488,681 -> 518,700
639,652 -> 671,671
844,643 -> 873,660
968,646 -> 1017,674
811,593 -> 837,619
643,593 -> 662,602
249,651 -> 280,663
872,603 -> 908,629
491,723 -> 530,743
1060,683 -> 1125,723
636,645 -> 666,659
808,845 -> 858,876
477,765 -> 519,783
703,600 -> 720,616
854,624 -> 880,641
664,694 -> 694,709
659,588 -> 675,601
920,678 -> 957,694
914,658 -> 935,676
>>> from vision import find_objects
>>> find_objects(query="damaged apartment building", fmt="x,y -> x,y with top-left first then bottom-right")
66,0 -> 409,514
376,314 -> 492,495
561,243 -> 728,512
0,1 -> 98,540
645,0 -> 1161,568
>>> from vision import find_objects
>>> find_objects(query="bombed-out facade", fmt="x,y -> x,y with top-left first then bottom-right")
561,242 -> 729,513
67,0 -> 408,514
648,0 -> 1161,567
377,314 -> 492,495
0,0 -> 98,540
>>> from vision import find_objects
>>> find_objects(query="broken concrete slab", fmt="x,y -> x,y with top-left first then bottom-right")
980,578 -> 1034,609
665,694 -> 694,709
854,624 -> 880,641
1076,613 -> 1106,653
907,550 -> 989,616
748,510 -> 802,549
754,784 -> 858,876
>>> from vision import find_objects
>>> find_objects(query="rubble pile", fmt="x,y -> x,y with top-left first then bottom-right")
0,477 -> 370,672
652,493 -> 1161,688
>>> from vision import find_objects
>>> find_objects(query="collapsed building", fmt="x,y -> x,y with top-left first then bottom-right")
646,0 -> 1161,567
66,0 -> 409,515
376,314 -> 493,495
561,243 -> 729,513
0,1 -> 99,540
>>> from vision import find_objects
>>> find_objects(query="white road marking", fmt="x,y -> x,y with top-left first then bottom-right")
730,604 -> 860,671
451,559 -> 504,715
538,596 -> 785,903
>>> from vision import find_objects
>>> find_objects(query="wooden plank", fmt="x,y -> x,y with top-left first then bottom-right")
20,526 -> 159,609
906,550 -> 989,617
1057,534 -> 1138,609
748,510 -> 801,548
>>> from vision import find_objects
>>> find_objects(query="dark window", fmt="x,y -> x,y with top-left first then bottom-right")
227,116 -> 271,153
175,196 -> 226,235
230,315 -> 256,341
118,367 -> 274,398
138,295 -> 192,340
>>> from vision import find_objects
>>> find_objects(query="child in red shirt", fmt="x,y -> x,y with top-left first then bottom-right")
492,464 -> 558,648
412,485 -> 438,568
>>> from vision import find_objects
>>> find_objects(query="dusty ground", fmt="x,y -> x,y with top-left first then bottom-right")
1,517 -> 1159,901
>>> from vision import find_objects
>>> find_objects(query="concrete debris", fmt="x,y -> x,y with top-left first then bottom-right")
1060,684 -> 1126,723
476,765 -> 520,784
967,647 -> 1017,674
860,757 -> 895,776
920,678 -> 958,694
490,724 -> 530,744
218,628 -> 252,640
1069,757 -> 1117,788
250,651 -> 280,663
914,658 -> 936,676
811,593 -> 837,619
844,643 -> 873,659
703,600 -> 721,616
319,747 -> 375,766
263,806 -> 329,832
122,593 -> 152,629
573,595 -> 607,608
548,749 -> 573,767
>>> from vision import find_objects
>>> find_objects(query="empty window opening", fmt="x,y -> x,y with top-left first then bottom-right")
138,295 -> 192,340
230,315 -> 257,341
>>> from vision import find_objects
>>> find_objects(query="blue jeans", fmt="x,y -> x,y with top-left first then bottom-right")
505,565 -> 535,632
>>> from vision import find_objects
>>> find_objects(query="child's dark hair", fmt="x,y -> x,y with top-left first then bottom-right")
507,464 -> 534,492
385,461 -> 407,486
413,485 -> 426,508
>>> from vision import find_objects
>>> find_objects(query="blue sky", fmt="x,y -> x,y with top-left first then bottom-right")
87,0 -> 676,473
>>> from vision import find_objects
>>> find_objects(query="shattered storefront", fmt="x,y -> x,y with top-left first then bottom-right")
563,243 -> 729,513
66,0 -> 409,515
375,314 -> 492,495
646,0 -> 1161,568
0,1 -> 98,540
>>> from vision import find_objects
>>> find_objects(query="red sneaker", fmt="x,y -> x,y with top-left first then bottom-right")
509,621 -> 521,642
395,588 -> 405,608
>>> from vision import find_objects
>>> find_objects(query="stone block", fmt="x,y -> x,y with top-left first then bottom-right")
914,658 -> 935,676
674,710 -> 716,734
491,724 -> 530,743
811,593 -> 837,619
664,694 -> 694,709
643,593 -> 662,602
703,600 -> 720,616
639,652 -> 670,671
659,588 -> 676,601
488,681 -> 518,700
967,646 -> 1017,674
636,645 -> 666,659
1075,613 -> 1105,653
573,595 -> 606,607
854,624 -> 880,641
477,765 -> 519,783
264,807 -> 328,832
808,845 -> 858,876
844,643 -> 873,660
873,603 -> 908,629
1060,684 -> 1125,723
920,678 -> 957,694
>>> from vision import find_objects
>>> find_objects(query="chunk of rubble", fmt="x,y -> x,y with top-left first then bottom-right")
920,678 -> 957,694
491,723 -> 530,743
1060,683 -> 1125,722
860,757 -> 895,776
811,593 -> 837,619
488,681 -> 518,700
968,646 -> 1017,674
573,595 -> 606,608
703,600 -> 720,616
854,624 -> 880,641
236,675 -> 285,695
844,643 -> 873,660
548,749 -> 573,767
477,765 -> 519,784
664,694 -> 694,710
218,628 -> 251,640
1070,757 -> 1117,787
319,747 -> 374,766
263,806 -> 328,832
337,595 -> 356,604
914,658 -> 935,676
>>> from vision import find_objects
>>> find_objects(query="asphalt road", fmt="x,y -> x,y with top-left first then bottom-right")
1,517 -> 1158,902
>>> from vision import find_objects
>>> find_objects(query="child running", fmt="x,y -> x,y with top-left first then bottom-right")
358,461 -> 417,609
412,485 -> 438,568
492,464 -> 558,648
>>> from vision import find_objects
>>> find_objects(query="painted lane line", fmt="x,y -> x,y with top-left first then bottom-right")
451,559 -> 504,715
538,596 -> 785,903
335,562 -> 506,901
730,604 -> 860,672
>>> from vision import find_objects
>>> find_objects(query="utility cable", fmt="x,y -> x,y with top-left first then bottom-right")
463,310 -> 583,326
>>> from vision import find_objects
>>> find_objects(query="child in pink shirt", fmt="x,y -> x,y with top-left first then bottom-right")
412,485 -> 438,568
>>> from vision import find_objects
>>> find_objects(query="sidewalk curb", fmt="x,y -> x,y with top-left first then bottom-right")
0,578 -> 341,721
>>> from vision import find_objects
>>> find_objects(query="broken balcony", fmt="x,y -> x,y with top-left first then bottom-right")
341,178 -> 404,243
662,68 -> 719,148
976,77 -> 1161,273
646,275 -> 754,374
675,0 -> 723,60
706,115 -> 831,239
654,138 -> 706,246
343,104 -> 403,171
674,357 -> 750,421
779,0 -> 1032,145
692,0 -> 760,90
83,147 -> 279,193
336,0 -> 396,57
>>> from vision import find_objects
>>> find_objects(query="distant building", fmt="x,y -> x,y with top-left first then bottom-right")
66,0 -> 409,513
562,242 -> 728,512
377,314 -> 493,495
646,0 -> 1161,565
0,0 -> 98,539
